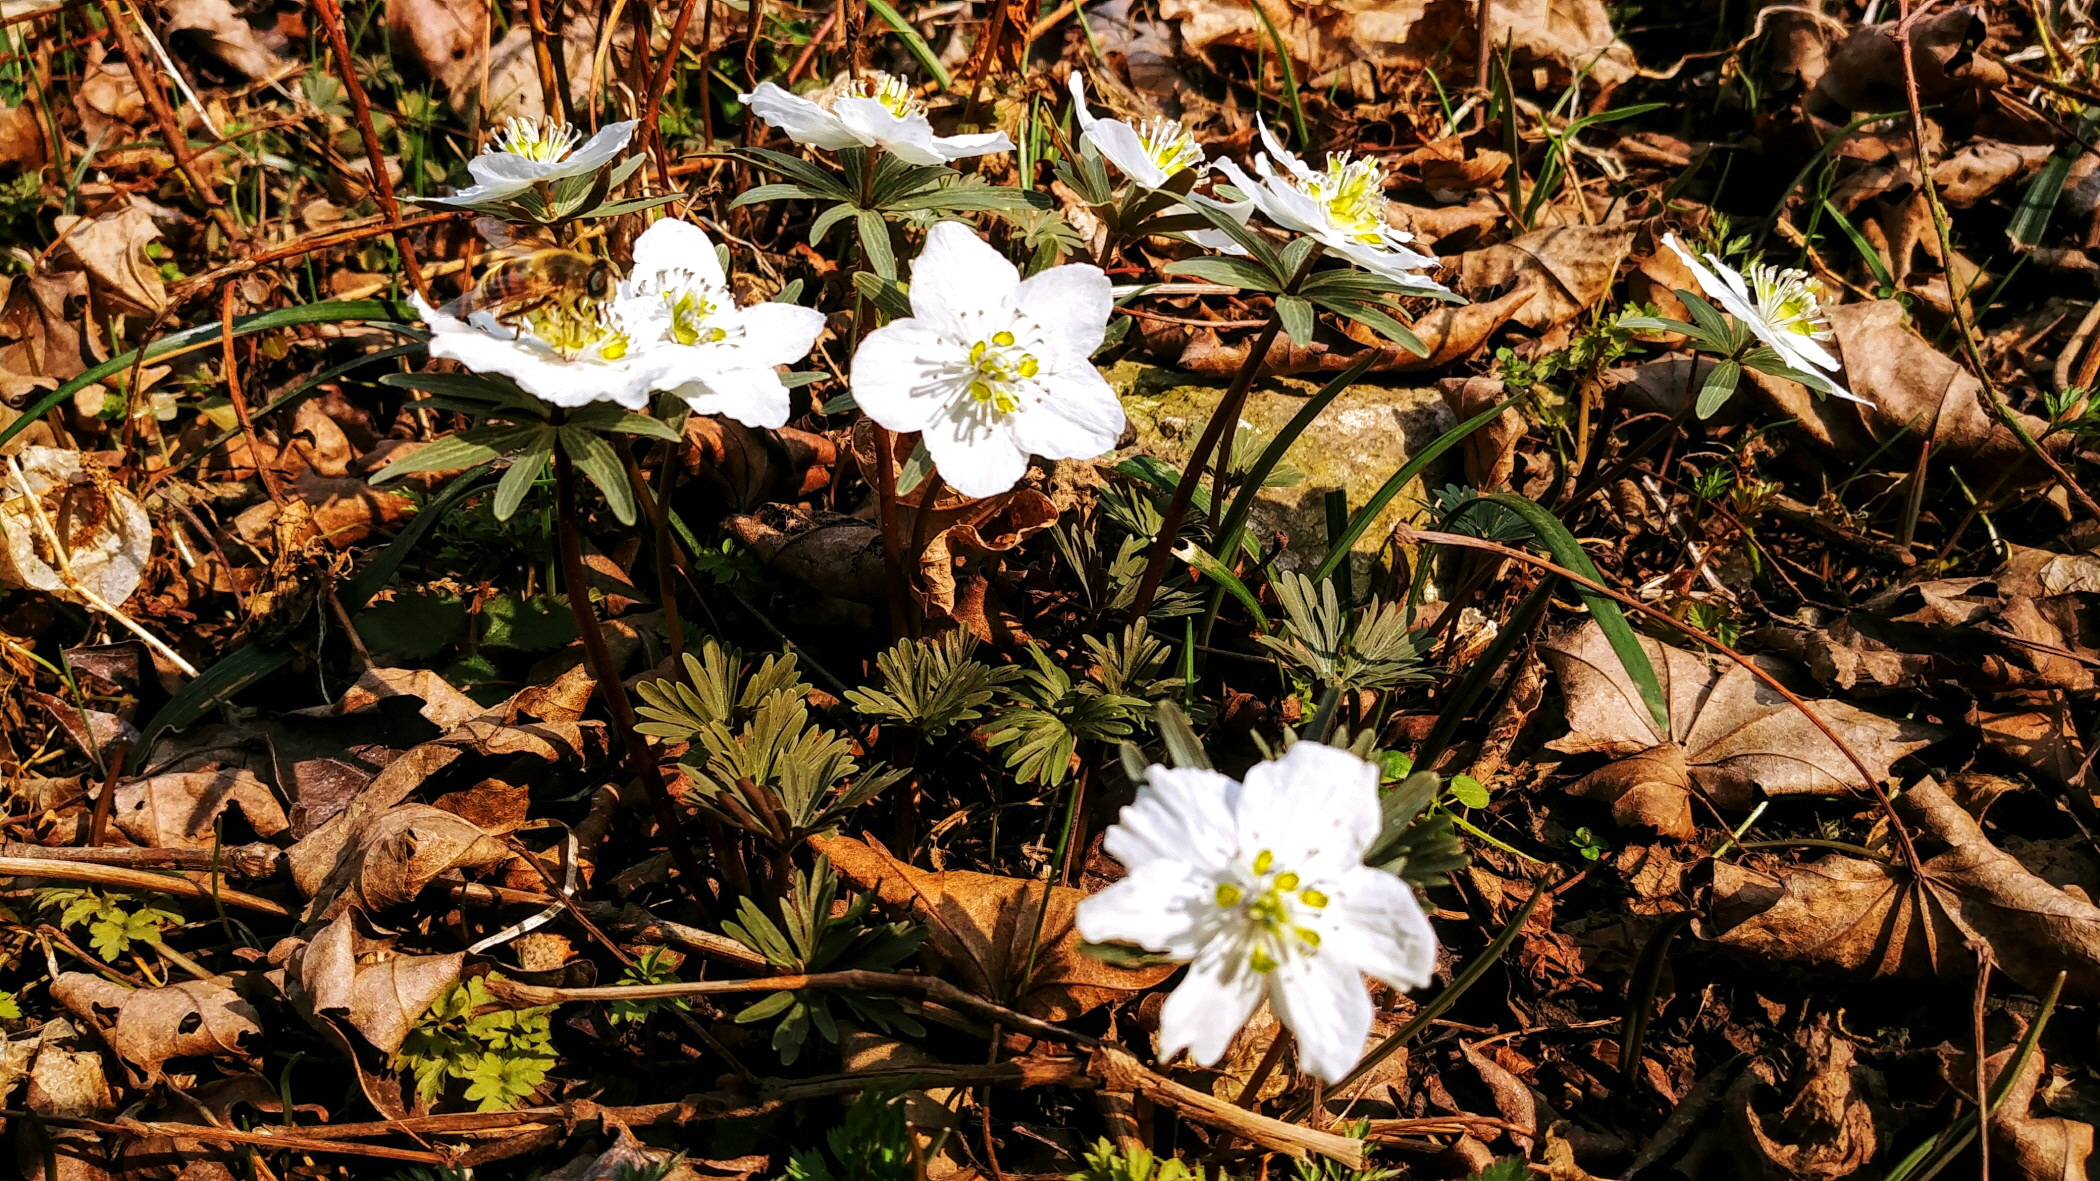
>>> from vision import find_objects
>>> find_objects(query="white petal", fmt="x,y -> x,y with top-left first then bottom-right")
673,368 -> 792,428
1331,241 -> 1450,294
1270,953 -> 1374,1083
413,295 -> 650,409
1015,263 -> 1113,362
1075,861 -> 1209,958
1006,369 -> 1123,462
631,217 -> 727,290
834,99 -> 947,165
909,221 -> 1020,333
727,301 -> 827,367
1661,234 -> 1753,322
1084,120 -> 1168,189
1319,867 -> 1438,992
1102,766 -> 1241,871
849,320 -> 949,434
1158,944 -> 1265,1068
1256,117 -> 1312,179
930,129 -> 1017,162
558,120 -> 637,178
1236,741 -> 1381,869
925,414 -> 1030,498
1069,72 -> 1097,131
742,83 -> 866,149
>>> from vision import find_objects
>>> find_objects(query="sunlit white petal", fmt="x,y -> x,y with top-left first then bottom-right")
1662,233 -> 1866,404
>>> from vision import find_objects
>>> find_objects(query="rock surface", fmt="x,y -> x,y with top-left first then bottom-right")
1110,360 -> 1455,584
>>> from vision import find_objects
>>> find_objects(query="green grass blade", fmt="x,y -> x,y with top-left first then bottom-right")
1248,0 -> 1307,150
0,299 -> 417,451
1309,390 -> 1526,585
864,0 -> 954,91
1474,492 -> 1669,733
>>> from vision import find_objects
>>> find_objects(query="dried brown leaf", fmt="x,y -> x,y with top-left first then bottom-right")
50,975 -> 263,1078
112,768 -> 289,849
812,833 -> 1175,1020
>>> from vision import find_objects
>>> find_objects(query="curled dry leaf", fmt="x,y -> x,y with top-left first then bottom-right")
0,446 -> 153,610
812,833 -> 1176,1021
293,913 -> 465,1057
1727,1015 -> 1883,1181
686,415 -> 836,512
53,200 -> 168,316
50,974 -> 263,1078
112,768 -> 290,849
726,504 -> 890,603
1438,375 -> 1526,491
385,0 -> 490,97
0,267 -> 88,402
1699,778 -> 2100,998
1541,621 -> 1942,837
1752,571 -> 2099,696
293,665 -> 488,730
304,802 -> 509,916
160,0 -> 289,80
1987,1043 -> 2094,1181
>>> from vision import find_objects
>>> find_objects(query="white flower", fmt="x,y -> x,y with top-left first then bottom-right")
851,221 -> 1122,499
1213,121 -> 1447,294
1076,741 -> 1438,1084
425,117 -> 638,206
1662,233 -> 1867,404
616,219 -> 827,428
413,291 -> 656,410
740,75 -> 1014,167
1068,72 -> 1205,190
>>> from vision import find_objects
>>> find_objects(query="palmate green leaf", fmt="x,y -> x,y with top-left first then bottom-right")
1695,358 -> 1741,419
853,271 -> 913,321
857,210 -> 897,279
564,405 -> 682,441
1275,294 -> 1315,346
885,184 -> 1053,214
374,424 -> 543,483
1315,296 -> 1427,355
733,147 -> 855,200
810,201 -> 858,245
558,427 -> 637,525
732,183 -> 820,209
1162,255 -> 1281,292
494,429 -> 556,520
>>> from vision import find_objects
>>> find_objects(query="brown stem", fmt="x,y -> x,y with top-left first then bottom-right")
524,0 -> 569,125
873,431 -> 913,640
1234,1027 -> 1292,1108
311,0 -> 432,302
552,441 -> 707,892
643,0 -> 707,187
1130,318 -> 1281,616
84,740 -> 127,847
221,283 -> 286,508
95,0 -> 235,238
612,435 -> 686,662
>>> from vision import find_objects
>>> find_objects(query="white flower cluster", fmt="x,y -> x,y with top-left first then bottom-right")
417,215 -> 823,426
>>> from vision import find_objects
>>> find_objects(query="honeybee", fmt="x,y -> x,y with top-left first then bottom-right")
443,218 -> 616,326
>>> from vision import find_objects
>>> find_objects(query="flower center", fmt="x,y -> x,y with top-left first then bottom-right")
1300,153 -> 1390,247
1213,847 -> 1328,973
1747,263 -> 1832,340
965,330 -> 1039,414
665,289 -> 728,346
1135,117 -> 1203,175
525,302 -> 629,361
851,73 -> 924,120
493,116 -> 582,164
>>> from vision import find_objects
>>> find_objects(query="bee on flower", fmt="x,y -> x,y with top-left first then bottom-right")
741,73 -> 1014,166
1075,741 -> 1439,1084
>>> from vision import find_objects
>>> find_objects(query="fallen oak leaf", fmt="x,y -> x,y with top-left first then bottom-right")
1986,1042 -> 2094,1180
1727,1015 -> 1884,1181
50,974 -> 262,1079
112,768 -> 289,849
1698,778 -> 2100,999
810,833 -> 1175,1021
1542,621 -> 1942,834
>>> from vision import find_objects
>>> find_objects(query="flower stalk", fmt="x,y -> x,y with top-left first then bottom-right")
1130,244 -> 1322,617
551,439 -> 707,895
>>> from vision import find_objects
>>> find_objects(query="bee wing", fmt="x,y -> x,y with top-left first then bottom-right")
471,216 -> 557,255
